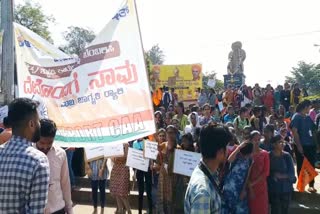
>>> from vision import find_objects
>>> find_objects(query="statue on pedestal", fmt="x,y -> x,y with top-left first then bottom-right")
224,41 -> 246,88
227,41 -> 246,75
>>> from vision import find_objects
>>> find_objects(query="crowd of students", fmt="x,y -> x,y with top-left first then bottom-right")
0,81 -> 319,214
139,82 -> 319,214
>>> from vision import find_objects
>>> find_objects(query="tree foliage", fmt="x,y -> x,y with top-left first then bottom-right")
14,1 -> 55,43
286,61 -> 320,95
145,44 -> 165,65
202,71 -> 224,91
60,26 -> 96,56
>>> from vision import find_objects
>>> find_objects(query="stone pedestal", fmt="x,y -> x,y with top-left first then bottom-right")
223,73 -> 246,88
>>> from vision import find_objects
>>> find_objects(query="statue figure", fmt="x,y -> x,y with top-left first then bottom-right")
227,41 -> 246,75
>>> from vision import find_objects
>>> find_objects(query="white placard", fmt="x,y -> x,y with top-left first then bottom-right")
207,78 -> 216,88
144,141 -> 158,160
104,143 -> 124,157
84,146 -> 105,161
173,149 -> 201,177
218,102 -> 224,112
126,148 -> 149,172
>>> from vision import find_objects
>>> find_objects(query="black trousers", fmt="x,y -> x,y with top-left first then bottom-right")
52,208 -> 66,214
51,208 -> 65,214
269,192 -> 291,214
294,144 -> 317,187
91,179 -> 106,208
136,169 -> 153,214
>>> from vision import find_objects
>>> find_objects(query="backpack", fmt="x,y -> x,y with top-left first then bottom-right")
236,117 -> 249,126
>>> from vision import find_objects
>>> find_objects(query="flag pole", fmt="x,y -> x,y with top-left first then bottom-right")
133,0 -> 156,134
1,0 -> 15,104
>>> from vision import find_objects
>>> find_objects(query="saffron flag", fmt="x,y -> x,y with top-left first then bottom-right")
14,0 -> 155,146
297,157 -> 318,192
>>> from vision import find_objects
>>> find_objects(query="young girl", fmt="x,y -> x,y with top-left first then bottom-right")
268,135 -> 296,214
85,156 -> 108,214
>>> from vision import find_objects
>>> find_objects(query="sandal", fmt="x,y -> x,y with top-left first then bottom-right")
308,187 -> 317,193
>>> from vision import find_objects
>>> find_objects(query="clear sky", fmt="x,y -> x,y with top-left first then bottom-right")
16,0 -> 320,86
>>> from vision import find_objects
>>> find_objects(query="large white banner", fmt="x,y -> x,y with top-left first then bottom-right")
14,0 -> 155,146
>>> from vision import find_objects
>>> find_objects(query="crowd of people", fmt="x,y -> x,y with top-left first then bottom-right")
0,80 -> 319,214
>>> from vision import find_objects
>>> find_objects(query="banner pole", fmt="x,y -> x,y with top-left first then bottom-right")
1,0 -> 15,104
133,0 -> 156,134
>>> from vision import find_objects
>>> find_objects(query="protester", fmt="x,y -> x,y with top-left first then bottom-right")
222,142 -> 253,214
181,133 -> 195,152
65,147 -> 76,189
110,143 -> 132,214
36,119 -> 74,214
198,89 -> 208,107
268,135 -> 296,214
280,82 -> 291,111
133,139 -> 153,214
248,131 -> 270,214
184,112 -> 201,137
260,124 -> 275,152
252,83 -> 263,106
185,125 -> 233,213
274,85 -> 282,111
223,105 -> 236,123
223,85 -> 234,105
309,99 -> 320,122
242,126 -> 252,142
263,84 -> 274,113
0,98 -> 50,213
173,102 -> 188,131
250,106 -> 261,131
234,107 -> 250,141
285,105 -> 295,119
151,129 -> 167,210
200,103 -> 213,126
226,133 -> 239,156
85,155 -> 108,213
291,83 -> 302,107
290,99 -> 317,193
208,88 -> 217,107
0,116 -> 12,145
170,88 -> 178,106
155,111 -> 165,130
162,87 -> 172,111
156,125 -> 180,213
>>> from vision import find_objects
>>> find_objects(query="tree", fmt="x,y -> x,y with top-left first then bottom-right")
14,1 -> 55,43
202,71 -> 224,91
60,26 -> 96,56
286,61 -> 320,95
145,44 -> 165,65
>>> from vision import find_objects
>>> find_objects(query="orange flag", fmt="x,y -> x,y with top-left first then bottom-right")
297,157 -> 318,192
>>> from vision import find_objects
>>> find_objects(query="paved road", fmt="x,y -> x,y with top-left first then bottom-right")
73,204 -> 145,214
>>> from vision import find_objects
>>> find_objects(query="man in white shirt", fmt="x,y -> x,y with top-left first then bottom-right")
36,119 -> 74,214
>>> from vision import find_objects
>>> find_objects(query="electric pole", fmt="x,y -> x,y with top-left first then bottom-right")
1,0 -> 15,104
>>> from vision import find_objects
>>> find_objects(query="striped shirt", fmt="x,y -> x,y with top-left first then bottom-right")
0,136 -> 50,214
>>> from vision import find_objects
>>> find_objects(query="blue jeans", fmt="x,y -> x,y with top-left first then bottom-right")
91,179 -> 106,208
66,150 -> 75,186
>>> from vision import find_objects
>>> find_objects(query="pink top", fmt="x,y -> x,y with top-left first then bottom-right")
44,146 -> 73,214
